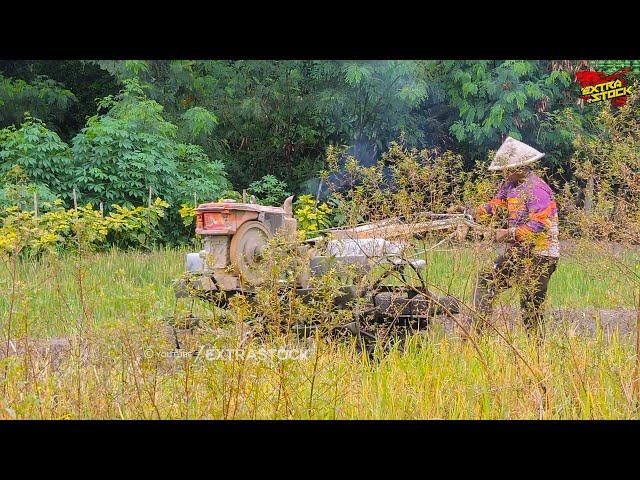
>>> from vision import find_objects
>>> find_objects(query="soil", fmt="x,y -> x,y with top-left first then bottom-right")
434,306 -> 638,337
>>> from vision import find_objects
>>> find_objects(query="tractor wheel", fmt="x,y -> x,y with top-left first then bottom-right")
229,221 -> 271,285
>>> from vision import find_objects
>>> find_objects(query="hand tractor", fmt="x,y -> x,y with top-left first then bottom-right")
172,196 -> 479,356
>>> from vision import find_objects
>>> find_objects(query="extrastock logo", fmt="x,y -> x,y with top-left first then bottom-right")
576,68 -> 633,106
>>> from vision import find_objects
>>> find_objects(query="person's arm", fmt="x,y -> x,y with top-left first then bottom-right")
475,182 -> 508,220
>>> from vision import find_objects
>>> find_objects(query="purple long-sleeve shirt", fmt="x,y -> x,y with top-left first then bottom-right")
478,172 -> 560,257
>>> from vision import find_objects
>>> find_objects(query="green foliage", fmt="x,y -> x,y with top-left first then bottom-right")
178,203 -> 196,227
247,175 -> 290,206
0,74 -> 76,131
312,60 -> 429,153
95,60 -> 222,156
554,88 -> 640,243
0,117 -> 73,197
591,60 -> 640,76
0,166 -> 57,212
294,194 -> 333,238
71,80 -> 229,209
326,142 -> 468,227
434,60 -> 573,166
0,197 -> 170,255
2,59 -> 638,251
208,60 -> 327,189
1,59 -> 598,199
96,60 -> 431,191
0,61 -> 121,141
105,198 -> 171,248
175,143 -> 228,205
218,189 -> 243,202
71,110 -> 178,206
180,106 -> 218,142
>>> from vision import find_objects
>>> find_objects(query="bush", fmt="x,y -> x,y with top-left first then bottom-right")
554,87 -> 640,243
0,116 -> 73,198
247,175 -> 290,206
0,197 -> 171,255
71,79 -> 229,210
0,74 -> 76,130
71,82 -> 179,208
325,142 -> 467,226
294,194 -> 333,238
175,143 -> 228,205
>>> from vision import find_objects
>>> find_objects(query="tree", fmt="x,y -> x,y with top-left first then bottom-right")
175,143 -> 230,205
94,61 -> 431,191
0,165 -> 57,212
0,60 -> 121,141
310,60 -> 429,162
426,60 -> 574,169
1,59 -> 626,209
248,175 -> 290,206
0,116 -> 74,198
71,79 -> 229,209
0,74 -> 76,135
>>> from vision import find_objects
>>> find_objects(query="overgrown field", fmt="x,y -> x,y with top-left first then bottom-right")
1,244 -> 638,419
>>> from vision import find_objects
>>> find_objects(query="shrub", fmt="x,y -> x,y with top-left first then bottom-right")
555,87 -> 640,243
71,79 -> 229,210
71,82 -> 180,208
0,165 -> 58,212
0,197 -> 170,255
175,143 -> 228,205
247,175 -> 290,206
0,116 -> 73,198
326,142 -> 467,226
294,194 -> 333,238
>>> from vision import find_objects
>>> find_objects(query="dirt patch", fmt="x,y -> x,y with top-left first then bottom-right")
434,306 -> 638,337
0,337 -> 88,369
549,308 -> 638,336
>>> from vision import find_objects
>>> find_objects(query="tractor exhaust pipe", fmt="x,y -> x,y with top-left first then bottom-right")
283,195 -> 294,218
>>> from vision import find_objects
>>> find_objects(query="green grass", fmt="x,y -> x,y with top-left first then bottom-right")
0,247 -> 186,337
420,245 -> 638,309
0,243 -> 637,338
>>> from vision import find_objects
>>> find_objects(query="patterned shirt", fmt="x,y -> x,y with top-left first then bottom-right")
477,172 -> 560,258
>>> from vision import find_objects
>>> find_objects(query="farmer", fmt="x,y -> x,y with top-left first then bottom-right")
453,137 -> 560,336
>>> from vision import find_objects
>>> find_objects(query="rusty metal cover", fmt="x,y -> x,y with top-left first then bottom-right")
196,201 -> 285,215
195,201 -> 287,235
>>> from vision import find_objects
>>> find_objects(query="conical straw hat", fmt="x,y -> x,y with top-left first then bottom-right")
488,137 -> 545,171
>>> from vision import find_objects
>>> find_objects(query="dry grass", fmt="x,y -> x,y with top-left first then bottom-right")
1,244 -> 638,419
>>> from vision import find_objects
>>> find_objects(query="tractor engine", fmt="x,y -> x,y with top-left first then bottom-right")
178,196 -> 298,297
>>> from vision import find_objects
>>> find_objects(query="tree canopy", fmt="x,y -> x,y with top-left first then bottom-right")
1,59 -> 637,209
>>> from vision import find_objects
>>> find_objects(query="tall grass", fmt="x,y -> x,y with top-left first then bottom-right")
0,246 -> 638,419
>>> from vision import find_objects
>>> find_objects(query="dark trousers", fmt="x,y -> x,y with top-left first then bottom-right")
472,246 -> 558,335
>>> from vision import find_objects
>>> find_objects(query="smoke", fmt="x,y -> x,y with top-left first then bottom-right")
311,139 -> 395,202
